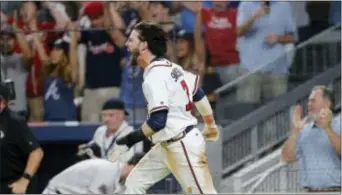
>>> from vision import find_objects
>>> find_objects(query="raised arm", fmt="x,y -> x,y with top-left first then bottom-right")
236,2 -> 267,37
31,24 -> 50,66
281,105 -> 307,162
12,11 -> 33,66
104,2 -> 126,48
193,7 -> 206,76
68,22 -> 79,83
42,2 -> 70,29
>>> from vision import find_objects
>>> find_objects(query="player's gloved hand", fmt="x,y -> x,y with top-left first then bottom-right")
116,129 -> 145,148
202,124 -> 220,142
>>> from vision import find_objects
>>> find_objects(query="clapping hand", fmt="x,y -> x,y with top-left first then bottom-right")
291,105 -> 308,132
316,107 -> 333,130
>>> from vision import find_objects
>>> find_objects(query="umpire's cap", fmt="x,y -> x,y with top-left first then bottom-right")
0,82 -> 10,101
127,153 -> 145,166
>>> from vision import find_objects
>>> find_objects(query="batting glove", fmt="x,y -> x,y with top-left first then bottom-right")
116,129 -> 145,148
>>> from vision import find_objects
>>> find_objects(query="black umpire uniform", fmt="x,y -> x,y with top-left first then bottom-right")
0,83 -> 42,194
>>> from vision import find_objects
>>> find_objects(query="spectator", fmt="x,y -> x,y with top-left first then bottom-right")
31,22 -> 78,122
78,2 -> 126,122
122,1 -> 151,37
1,2 -> 69,122
174,29 -> 205,77
236,1 -> 296,104
0,24 -> 31,119
185,1 -> 240,85
149,1 -> 181,60
120,54 -> 146,125
281,86 -> 341,192
290,2 -> 311,43
171,1 -> 212,33
78,98 -> 142,163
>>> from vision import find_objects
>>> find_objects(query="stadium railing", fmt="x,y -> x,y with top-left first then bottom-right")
224,113 -> 340,193
215,23 -> 341,178
215,23 -> 341,126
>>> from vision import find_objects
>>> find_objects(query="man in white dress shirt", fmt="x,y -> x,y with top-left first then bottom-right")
42,153 -> 145,194
78,98 -> 143,163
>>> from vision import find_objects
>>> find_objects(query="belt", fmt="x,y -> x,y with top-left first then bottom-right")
165,125 -> 194,144
304,187 -> 341,192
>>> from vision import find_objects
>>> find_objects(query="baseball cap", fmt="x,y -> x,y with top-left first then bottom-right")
102,98 -> 129,116
52,39 -> 69,54
176,29 -> 194,42
83,2 -> 104,19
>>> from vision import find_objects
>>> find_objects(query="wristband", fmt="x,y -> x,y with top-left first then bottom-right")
126,129 -> 146,148
22,173 -> 32,181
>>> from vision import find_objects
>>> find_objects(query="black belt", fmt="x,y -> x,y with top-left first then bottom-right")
165,125 -> 194,144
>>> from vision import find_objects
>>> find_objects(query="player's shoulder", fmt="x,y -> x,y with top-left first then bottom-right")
144,58 -> 175,78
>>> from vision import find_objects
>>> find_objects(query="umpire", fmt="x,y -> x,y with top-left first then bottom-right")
0,82 -> 44,194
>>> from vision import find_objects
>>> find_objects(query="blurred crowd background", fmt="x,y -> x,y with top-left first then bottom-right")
0,1 -> 341,193
0,1 -> 340,124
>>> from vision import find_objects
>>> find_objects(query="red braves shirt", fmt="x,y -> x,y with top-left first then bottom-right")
7,17 -> 56,97
201,8 -> 239,66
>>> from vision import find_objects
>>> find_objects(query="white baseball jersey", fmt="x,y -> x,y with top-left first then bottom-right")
91,121 -> 142,163
43,159 -> 123,194
142,58 -> 200,143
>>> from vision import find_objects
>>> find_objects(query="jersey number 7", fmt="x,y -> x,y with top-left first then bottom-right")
180,80 -> 193,111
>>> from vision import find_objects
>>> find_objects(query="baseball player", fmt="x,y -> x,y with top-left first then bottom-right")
42,153 -> 145,194
115,21 -> 219,194
77,98 -> 143,163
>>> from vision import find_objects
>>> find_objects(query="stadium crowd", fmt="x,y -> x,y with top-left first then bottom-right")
0,1 -> 339,123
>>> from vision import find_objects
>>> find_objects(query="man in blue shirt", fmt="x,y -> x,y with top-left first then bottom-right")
236,1 -> 296,103
79,2 -> 126,122
281,85 -> 341,192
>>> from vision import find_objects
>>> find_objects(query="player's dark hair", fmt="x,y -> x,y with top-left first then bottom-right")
127,152 -> 145,166
133,21 -> 168,57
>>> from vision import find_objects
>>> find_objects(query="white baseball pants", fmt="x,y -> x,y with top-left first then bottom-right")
124,127 -> 217,194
